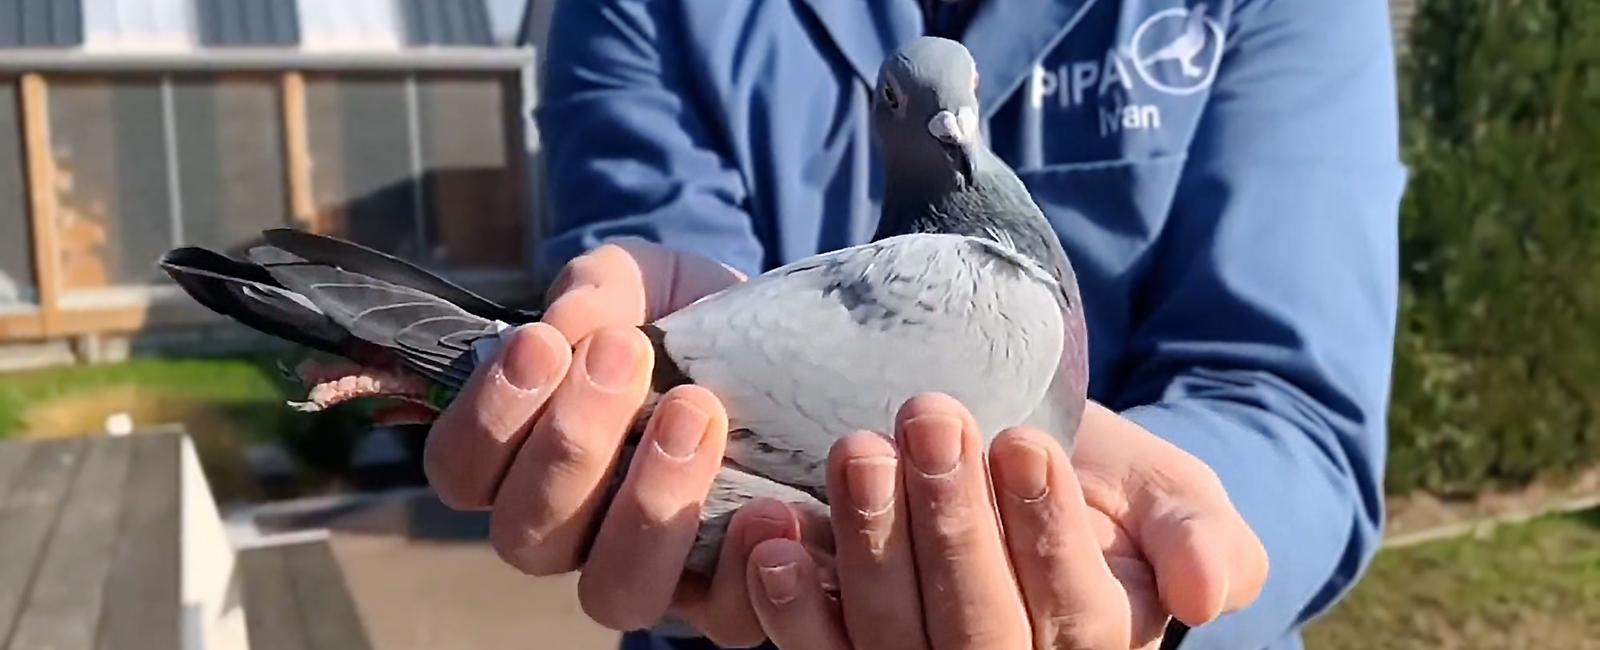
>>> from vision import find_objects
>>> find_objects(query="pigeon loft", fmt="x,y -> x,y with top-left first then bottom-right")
0,0 -> 557,369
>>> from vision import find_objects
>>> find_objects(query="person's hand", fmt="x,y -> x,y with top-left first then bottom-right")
424,239 -> 824,642
743,394 -> 1269,649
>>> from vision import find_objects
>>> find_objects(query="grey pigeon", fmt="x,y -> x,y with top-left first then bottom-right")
158,36 -> 1088,575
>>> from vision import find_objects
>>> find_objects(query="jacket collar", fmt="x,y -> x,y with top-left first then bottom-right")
793,0 -> 922,88
963,0 -> 1099,117
795,0 -> 1097,118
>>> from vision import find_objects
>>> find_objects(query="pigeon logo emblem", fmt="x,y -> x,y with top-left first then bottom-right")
1129,4 -> 1225,96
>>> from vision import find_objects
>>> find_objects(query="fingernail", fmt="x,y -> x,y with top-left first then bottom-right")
503,326 -> 562,390
999,439 -> 1051,501
651,399 -> 709,460
845,457 -> 896,516
584,329 -> 640,391
758,562 -> 798,605
903,415 -> 963,476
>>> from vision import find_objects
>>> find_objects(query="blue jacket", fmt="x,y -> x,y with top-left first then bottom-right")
534,1 -> 1405,648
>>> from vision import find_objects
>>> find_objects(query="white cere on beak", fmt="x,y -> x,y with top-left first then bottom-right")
928,106 -> 979,145
958,105 -> 979,141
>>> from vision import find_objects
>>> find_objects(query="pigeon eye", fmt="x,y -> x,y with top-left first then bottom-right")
882,83 -> 901,111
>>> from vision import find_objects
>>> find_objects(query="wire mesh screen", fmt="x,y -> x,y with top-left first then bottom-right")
417,74 -> 524,269
48,77 -> 174,290
0,79 -> 36,305
307,72 -> 525,270
172,74 -> 288,255
305,74 -> 426,261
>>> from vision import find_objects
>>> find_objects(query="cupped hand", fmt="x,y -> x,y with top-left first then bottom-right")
745,395 -> 1269,650
424,239 -> 814,644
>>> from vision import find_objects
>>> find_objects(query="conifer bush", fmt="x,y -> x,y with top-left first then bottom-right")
1386,0 -> 1600,493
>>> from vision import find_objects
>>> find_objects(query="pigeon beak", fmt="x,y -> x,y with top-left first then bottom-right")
928,109 -> 979,185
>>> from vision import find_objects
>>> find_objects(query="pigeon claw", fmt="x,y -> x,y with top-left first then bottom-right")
287,360 -> 437,418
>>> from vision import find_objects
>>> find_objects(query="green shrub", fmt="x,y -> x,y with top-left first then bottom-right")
1387,0 -> 1600,494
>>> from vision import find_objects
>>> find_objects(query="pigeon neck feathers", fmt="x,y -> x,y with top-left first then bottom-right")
875,147 -> 1074,294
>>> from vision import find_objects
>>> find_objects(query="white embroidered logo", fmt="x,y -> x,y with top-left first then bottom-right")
1129,4 -> 1225,96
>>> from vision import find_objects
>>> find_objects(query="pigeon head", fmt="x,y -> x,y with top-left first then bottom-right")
873,36 -> 982,188
869,38 -> 1078,309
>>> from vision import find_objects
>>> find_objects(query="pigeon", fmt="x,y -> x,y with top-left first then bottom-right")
158,36 -> 1089,575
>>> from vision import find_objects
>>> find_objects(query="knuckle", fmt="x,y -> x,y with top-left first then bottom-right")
428,476 -> 485,511
629,491 -> 687,530
464,407 -> 518,448
577,572 -> 660,632
952,628 -> 1031,650
421,440 -> 488,510
1041,613 -> 1130,650
537,412 -> 612,473
488,511 -> 569,577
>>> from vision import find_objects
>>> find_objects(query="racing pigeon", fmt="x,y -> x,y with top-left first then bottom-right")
158,36 -> 1089,575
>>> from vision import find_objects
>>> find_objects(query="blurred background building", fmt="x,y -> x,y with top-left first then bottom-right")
0,0 -> 551,366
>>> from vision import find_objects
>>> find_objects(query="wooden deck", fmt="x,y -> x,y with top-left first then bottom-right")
0,430 -> 374,650
0,434 -> 181,650
237,541 -> 373,650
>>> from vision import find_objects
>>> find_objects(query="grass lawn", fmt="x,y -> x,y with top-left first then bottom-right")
0,355 -> 372,502
1305,507 -> 1600,649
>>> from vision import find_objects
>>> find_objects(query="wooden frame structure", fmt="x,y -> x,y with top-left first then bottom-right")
0,50 -> 538,345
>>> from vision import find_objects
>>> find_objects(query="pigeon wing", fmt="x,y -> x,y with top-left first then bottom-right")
261,228 -> 541,324
159,247 -> 354,358
248,245 -> 501,389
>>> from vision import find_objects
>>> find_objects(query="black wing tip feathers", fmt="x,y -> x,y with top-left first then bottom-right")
257,228 -> 540,324
159,245 -> 227,269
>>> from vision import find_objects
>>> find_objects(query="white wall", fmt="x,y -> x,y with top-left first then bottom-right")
296,0 -> 404,51
81,0 -> 196,51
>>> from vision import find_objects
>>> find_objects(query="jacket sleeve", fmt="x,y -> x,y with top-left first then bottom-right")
532,0 -> 764,280
1112,1 -> 1406,647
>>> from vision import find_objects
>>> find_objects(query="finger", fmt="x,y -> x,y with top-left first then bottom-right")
1140,498 -> 1268,626
605,237 -> 747,317
577,385 -> 729,631
541,244 -> 650,341
487,326 -> 652,576
423,323 -> 571,509
825,431 -> 927,650
747,539 -> 852,650
1073,404 -> 1269,626
541,240 -> 746,343
673,499 -> 802,648
895,393 -> 1030,648
991,428 -> 1132,650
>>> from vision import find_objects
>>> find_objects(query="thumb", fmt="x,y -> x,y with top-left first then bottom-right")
606,237 -> 746,316
1073,404 -> 1269,626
